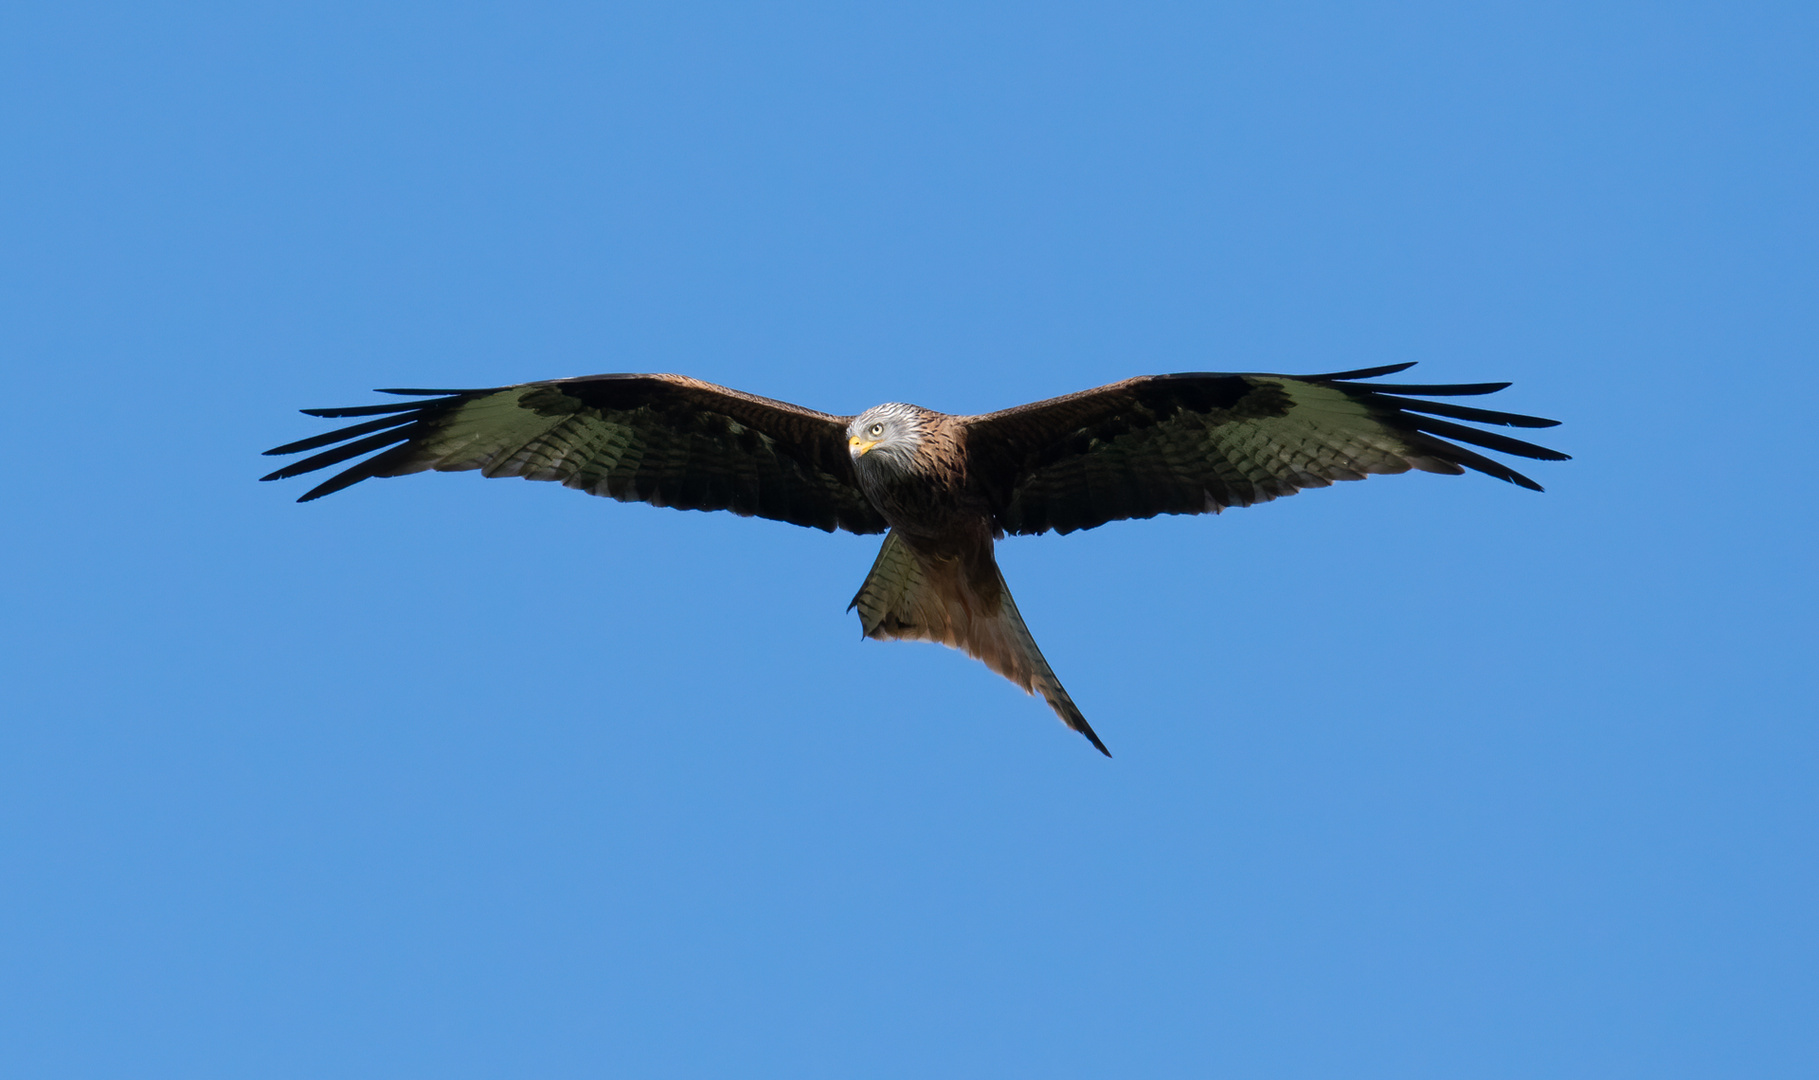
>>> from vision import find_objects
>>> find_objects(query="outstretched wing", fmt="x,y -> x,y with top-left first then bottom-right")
263,373 -> 890,534
964,363 -> 1568,536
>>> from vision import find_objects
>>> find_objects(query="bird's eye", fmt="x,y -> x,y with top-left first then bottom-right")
868,423 -> 884,438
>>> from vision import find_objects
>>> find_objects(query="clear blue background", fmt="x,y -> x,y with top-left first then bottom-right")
3,2 -> 1814,1076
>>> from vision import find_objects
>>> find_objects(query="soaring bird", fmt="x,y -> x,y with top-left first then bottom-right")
263,363 -> 1566,755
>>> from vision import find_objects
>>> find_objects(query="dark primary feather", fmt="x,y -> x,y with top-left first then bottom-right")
1363,393 -> 1558,428
964,364 -> 1568,535
262,374 -> 889,534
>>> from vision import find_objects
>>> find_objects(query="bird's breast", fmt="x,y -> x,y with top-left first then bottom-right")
859,467 -> 992,546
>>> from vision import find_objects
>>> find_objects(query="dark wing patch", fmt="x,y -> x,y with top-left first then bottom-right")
964,364 -> 1568,535
263,374 -> 889,534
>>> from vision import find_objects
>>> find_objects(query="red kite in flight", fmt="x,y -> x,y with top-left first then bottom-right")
265,363 -> 1566,755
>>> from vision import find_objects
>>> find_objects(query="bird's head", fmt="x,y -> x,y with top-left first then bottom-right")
847,403 -> 928,477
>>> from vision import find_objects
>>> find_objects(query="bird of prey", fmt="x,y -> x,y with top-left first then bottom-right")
264,363 -> 1565,755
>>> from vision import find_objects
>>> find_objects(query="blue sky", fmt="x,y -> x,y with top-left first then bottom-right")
3,2 -> 1814,1076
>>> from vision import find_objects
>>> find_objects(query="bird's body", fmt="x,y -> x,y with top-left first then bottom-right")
842,402 -> 1105,748
265,364 -> 1567,755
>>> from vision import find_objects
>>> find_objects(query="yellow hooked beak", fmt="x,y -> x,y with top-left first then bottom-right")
849,435 -> 879,456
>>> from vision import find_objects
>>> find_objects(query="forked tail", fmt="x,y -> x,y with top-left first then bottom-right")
848,530 -> 1110,756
